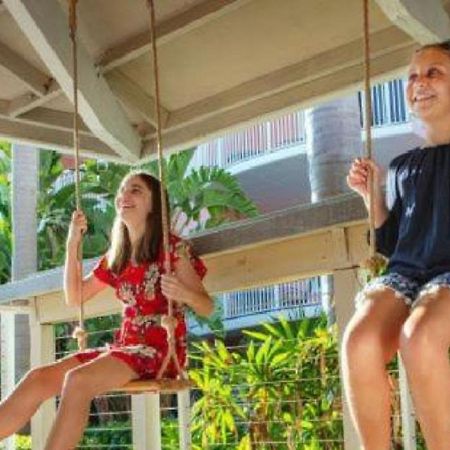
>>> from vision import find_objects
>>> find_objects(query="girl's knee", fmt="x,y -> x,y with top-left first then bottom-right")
63,367 -> 91,394
400,318 -> 441,362
62,366 -> 99,399
343,320 -> 379,361
343,316 -> 398,365
23,366 -> 50,387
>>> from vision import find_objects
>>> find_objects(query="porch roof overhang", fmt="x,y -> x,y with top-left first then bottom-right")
0,0 -> 449,164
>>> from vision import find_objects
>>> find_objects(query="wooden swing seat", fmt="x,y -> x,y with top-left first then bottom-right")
112,378 -> 193,394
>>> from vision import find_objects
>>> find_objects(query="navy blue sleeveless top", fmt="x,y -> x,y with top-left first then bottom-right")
376,144 -> 450,282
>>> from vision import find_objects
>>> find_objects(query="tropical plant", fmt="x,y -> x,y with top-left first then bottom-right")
0,141 -> 11,284
189,316 -> 343,449
37,147 -> 258,271
142,149 -> 258,233
37,150 -> 116,270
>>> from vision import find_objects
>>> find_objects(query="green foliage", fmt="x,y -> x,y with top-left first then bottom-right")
37,151 -> 117,270
0,435 -> 33,450
79,420 -> 132,449
35,148 -> 258,272
161,416 -> 180,448
142,149 -> 259,233
15,435 -> 31,450
189,316 -> 343,449
0,141 -> 11,284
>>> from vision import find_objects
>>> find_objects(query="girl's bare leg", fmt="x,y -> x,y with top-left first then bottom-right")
44,353 -> 138,450
342,288 -> 409,450
400,288 -> 450,450
0,356 -> 81,439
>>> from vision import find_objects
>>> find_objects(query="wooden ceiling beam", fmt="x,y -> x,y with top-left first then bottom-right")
97,0 -> 250,72
17,107 -> 91,135
0,116 -> 122,161
142,42 -> 415,158
8,83 -> 60,117
375,0 -> 450,44
0,40 -> 52,96
4,0 -> 142,163
105,71 -> 169,127
166,26 -> 411,131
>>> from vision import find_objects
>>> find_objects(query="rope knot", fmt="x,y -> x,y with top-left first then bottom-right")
161,315 -> 177,332
360,254 -> 387,280
72,325 -> 88,351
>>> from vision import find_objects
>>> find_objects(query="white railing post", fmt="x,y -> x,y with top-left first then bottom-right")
30,301 -> 56,450
266,121 -> 272,151
178,390 -> 192,449
273,284 -> 281,310
218,137 -> 226,168
0,312 -> 16,450
399,356 -> 417,450
221,293 -> 229,319
333,269 -> 361,450
384,82 -> 392,125
132,393 -> 162,450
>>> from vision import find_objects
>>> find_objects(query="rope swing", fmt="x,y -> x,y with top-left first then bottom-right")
68,0 -> 190,393
69,0 -> 87,352
361,0 -> 386,278
146,0 -> 187,382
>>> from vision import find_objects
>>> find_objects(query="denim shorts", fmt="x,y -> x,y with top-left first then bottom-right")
356,272 -> 450,308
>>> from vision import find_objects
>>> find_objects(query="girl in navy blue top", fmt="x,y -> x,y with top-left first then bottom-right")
344,42 -> 450,450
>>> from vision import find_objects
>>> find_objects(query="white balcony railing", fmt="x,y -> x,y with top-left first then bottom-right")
190,110 -> 306,170
363,78 -> 409,127
222,276 -> 326,319
191,78 -> 409,171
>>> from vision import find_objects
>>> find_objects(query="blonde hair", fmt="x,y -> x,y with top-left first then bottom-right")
107,171 -> 168,274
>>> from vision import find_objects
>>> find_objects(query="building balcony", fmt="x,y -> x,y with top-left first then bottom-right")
189,78 -> 416,173
189,275 -> 332,335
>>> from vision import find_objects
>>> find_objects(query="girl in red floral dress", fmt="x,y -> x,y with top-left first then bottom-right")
0,171 -> 213,450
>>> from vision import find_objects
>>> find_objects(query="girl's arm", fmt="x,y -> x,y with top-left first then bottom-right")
347,158 -> 388,227
161,256 -> 213,318
64,211 -> 108,307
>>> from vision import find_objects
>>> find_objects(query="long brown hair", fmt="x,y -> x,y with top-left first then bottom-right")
107,171 -> 168,274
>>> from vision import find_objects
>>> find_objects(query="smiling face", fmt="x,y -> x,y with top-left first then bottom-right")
115,174 -> 153,226
407,47 -> 450,125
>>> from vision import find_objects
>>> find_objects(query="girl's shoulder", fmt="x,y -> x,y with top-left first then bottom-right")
389,147 -> 420,169
92,254 -> 118,287
168,233 -> 207,279
391,143 -> 450,169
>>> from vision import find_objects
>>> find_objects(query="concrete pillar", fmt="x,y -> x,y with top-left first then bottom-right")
305,95 -> 362,203
0,144 -> 38,449
306,96 -> 362,325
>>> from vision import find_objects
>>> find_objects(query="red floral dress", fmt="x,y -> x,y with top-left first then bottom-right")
75,235 -> 207,379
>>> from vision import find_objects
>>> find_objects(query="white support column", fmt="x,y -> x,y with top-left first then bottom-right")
0,311 -> 16,450
132,393 -> 162,450
177,390 -> 192,450
221,292 -> 230,319
333,268 -> 361,450
273,283 -> 281,310
11,143 -> 37,400
218,137 -> 226,168
29,303 -> 56,450
398,356 -> 417,450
